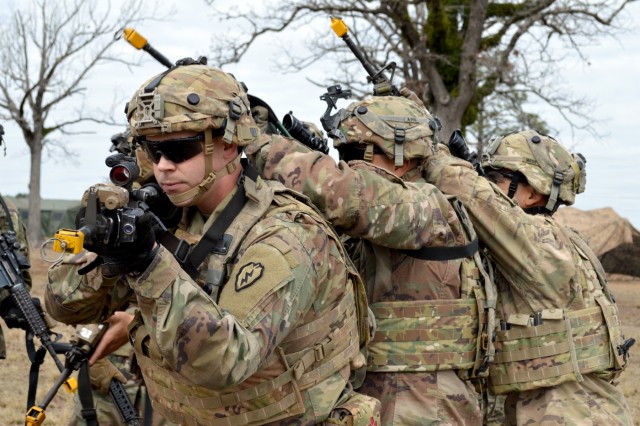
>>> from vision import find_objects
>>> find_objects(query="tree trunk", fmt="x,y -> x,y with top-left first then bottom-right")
27,139 -> 42,245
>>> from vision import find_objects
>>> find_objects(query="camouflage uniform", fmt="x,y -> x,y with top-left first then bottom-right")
422,130 -> 633,425
0,193 -> 31,359
248,97 -> 496,425
46,65 -> 379,425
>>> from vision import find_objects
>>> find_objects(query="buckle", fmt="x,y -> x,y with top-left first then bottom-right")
228,101 -> 242,120
394,127 -> 406,144
293,360 -> 305,380
173,239 -> 190,264
313,343 -> 325,362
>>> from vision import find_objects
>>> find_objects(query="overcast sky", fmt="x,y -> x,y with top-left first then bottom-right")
0,0 -> 639,228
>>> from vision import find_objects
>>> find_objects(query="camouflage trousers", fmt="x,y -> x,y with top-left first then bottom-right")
359,370 -> 483,425
68,354 -> 175,426
502,374 -> 633,426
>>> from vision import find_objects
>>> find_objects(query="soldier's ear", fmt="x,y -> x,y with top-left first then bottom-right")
523,186 -> 547,208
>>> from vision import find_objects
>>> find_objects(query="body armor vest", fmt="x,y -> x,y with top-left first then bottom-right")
130,176 -> 368,425
489,220 -> 628,394
360,196 -> 496,379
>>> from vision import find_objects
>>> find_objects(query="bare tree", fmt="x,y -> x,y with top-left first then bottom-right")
205,0 -> 632,147
0,0 -> 161,244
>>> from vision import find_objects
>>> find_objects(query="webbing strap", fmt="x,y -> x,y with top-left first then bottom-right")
496,306 -> 601,341
401,237 -> 479,261
490,353 -> 611,385
180,166 -> 259,280
78,360 -> 99,426
284,289 -> 354,343
370,298 -> 478,318
493,332 -> 608,363
371,325 -> 479,343
181,186 -> 245,279
368,350 -> 477,369
138,350 -> 302,426
27,343 -> 47,410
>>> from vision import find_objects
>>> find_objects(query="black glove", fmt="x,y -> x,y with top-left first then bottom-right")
0,296 -> 43,331
77,208 -> 158,276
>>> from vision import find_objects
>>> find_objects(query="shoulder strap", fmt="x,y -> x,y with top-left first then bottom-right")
159,161 -> 261,281
401,238 -> 478,261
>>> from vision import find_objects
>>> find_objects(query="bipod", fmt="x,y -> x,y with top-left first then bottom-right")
25,324 -> 141,426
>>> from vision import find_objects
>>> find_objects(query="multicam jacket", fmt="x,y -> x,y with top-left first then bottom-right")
246,136 -> 496,425
422,147 -> 629,394
45,172 -> 368,425
0,194 -> 31,359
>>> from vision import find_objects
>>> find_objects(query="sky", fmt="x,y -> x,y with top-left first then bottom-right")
0,0 -> 639,228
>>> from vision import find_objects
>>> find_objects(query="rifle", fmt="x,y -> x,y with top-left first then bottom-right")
0,231 -> 76,386
282,112 -> 329,154
118,28 -> 296,140
447,129 -> 485,176
26,323 -> 141,426
330,16 -> 401,97
51,152 -> 163,258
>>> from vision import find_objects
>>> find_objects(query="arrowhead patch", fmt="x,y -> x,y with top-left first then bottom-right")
235,261 -> 264,292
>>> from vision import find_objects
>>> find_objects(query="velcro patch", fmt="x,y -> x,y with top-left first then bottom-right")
235,262 -> 264,291
221,242 -> 294,322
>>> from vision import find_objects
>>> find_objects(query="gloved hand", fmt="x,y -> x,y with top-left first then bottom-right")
76,208 -> 158,276
0,296 -> 45,331
89,357 -> 128,395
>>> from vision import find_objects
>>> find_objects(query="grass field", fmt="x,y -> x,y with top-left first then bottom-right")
1,258 -> 639,425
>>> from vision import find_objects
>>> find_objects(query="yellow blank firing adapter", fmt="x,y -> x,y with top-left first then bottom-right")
25,406 -> 45,426
52,228 -> 87,254
123,27 -> 148,50
64,377 -> 78,394
330,16 -> 349,38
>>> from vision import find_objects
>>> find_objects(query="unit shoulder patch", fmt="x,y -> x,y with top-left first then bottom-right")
235,261 -> 265,292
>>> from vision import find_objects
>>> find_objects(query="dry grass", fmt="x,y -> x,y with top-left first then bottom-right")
1,257 -> 639,425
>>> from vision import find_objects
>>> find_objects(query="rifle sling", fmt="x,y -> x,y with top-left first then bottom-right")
78,360 -> 99,426
401,237 -> 479,261
160,162 -> 258,280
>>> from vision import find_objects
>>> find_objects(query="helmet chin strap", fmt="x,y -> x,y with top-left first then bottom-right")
167,130 -> 241,205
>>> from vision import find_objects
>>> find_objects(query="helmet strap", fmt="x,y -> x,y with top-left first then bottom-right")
167,131 -> 241,205
544,168 -> 564,213
507,174 -> 521,200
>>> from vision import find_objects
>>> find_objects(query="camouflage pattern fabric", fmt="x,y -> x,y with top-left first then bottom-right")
245,134 -> 467,251
246,127 -> 485,424
333,95 -> 434,163
421,145 -> 633,425
45,172 -> 370,424
127,65 -> 259,145
335,168 -> 483,426
0,193 -> 31,359
482,130 -> 586,208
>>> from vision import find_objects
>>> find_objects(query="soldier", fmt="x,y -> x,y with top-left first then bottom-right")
421,130 -> 633,425
46,64 -> 380,425
0,193 -> 32,359
247,96 -> 497,424
327,96 -> 493,425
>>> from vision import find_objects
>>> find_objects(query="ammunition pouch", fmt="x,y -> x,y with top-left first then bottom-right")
490,292 -> 626,394
324,391 -> 381,426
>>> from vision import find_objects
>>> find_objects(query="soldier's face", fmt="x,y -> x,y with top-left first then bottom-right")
494,179 -> 545,209
147,131 -> 207,201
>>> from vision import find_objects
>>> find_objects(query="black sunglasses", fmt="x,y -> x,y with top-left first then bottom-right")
140,133 -> 205,164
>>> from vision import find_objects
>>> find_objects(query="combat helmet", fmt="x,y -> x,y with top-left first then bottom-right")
126,64 -> 260,205
333,96 -> 436,167
481,129 -> 587,213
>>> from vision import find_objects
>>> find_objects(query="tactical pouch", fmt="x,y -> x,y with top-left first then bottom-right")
324,391 -> 381,426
